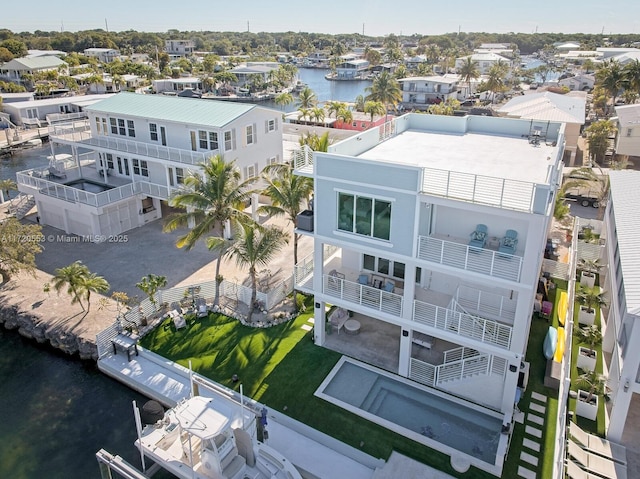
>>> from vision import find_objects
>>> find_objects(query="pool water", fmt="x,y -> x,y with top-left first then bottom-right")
65,179 -> 114,193
318,359 -> 503,463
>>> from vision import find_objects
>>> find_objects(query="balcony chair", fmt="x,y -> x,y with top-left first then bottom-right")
498,229 -> 518,256
357,273 -> 370,286
468,224 -> 488,249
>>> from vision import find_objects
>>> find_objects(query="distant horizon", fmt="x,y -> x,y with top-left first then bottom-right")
4,0 -> 640,37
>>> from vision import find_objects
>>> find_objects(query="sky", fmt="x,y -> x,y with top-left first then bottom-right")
4,0 -> 640,36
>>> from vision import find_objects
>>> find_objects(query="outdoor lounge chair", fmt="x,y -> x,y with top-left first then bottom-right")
567,440 -> 627,479
357,273 -> 370,286
565,459 -> 602,479
498,229 -> 518,256
569,422 -> 627,465
468,224 -> 488,249
195,298 -> 209,318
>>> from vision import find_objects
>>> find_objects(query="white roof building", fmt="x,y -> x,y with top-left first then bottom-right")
455,52 -> 512,75
614,104 -> 640,157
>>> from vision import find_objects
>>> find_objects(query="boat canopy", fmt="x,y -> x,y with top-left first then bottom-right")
175,397 -> 232,440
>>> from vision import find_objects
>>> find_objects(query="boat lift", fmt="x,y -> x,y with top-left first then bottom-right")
96,448 -> 159,479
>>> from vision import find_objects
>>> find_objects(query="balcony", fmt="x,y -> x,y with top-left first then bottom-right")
417,235 -> 523,282
323,274 -> 403,317
412,298 -> 513,350
49,121 -> 210,166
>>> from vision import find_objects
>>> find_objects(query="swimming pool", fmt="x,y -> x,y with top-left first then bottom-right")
316,357 -> 507,474
65,179 -> 114,193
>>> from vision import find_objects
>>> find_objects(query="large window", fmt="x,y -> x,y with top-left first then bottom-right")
224,130 -> 233,150
246,125 -> 254,145
197,130 -> 218,150
149,123 -> 158,141
363,254 -> 421,282
176,167 -> 185,185
132,159 -> 149,177
337,192 -> 391,240
127,120 -> 135,137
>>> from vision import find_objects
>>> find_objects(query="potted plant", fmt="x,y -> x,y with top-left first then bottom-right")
575,284 -> 607,326
577,257 -> 602,288
575,369 -> 607,421
576,324 -> 602,371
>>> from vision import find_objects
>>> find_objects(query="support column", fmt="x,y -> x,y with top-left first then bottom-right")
313,238 -> 325,346
398,329 -> 411,377
314,300 -> 326,346
500,356 -> 522,419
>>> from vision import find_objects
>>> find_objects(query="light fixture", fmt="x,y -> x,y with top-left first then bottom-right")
509,364 -> 518,373
624,379 -> 630,392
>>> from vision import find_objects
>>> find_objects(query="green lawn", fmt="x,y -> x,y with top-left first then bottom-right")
140,301 -> 500,478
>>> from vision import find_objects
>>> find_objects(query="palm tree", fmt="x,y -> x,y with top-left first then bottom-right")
0,178 -> 17,202
163,155 -> 254,306
297,108 -> 311,124
486,62 -> 509,103
596,60 -> 626,115
326,101 -> 346,119
363,101 -> 386,122
299,131 -> 331,152
576,284 -> 608,315
576,369 -> 608,403
296,86 -> 317,109
576,324 -> 603,351
52,261 -> 90,311
310,106 -> 325,126
365,71 -> 402,115
80,272 -> 110,312
458,57 -> 480,99
274,92 -> 294,110
223,223 -> 288,323
336,106 -> 353,126
354,94 -> 366,112
623,59 -> 640,96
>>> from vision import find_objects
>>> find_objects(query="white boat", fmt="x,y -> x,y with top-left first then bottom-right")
134,395 -> 302,479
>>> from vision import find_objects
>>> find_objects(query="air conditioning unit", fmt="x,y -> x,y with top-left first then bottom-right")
296,210 -> 314,232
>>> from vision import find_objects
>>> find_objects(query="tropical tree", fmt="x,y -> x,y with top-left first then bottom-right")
576,284 -> 608,315
163,155 -> 254,306
363,100 -> 386,121
326,101 -> 346,119
576,369 -> 608,403
576,324 -> 603,351
566,166 -> 610,219
274,92 -> 294,110
296,86 -> 317,109
486,61 -> 509,103
623,59 -> 640,96
585,120 -> 617,166
297,108 -> 311,124
596,60 -> 626,115
0,178 -> 17,202
299,131 -> 331,152
365,71 -> 402,114
458,57 -> 480,98
52,260 -> 104,311
223,223 -> 288,323
428,98 -> 461,116
336,106 -> 353,126
81,271 -> 110,311
0,217 -> 43,281
310,106 -> 326,126
354,94 -> 366,112
136,274 -> 167,311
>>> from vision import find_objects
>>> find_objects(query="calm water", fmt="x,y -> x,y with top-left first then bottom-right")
0,329 -> 173,479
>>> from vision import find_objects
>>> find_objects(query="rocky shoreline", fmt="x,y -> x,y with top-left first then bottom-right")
0,270 -> 117,361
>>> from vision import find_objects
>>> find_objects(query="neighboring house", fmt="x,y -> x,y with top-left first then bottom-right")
397,76 -> 459,111
557,74 -> 595,92
153,77 -> 204,94
614,104 -> 640,157
72,73 -> 141,94
0,56 -> 67,83
554,42 -> 582,52
26,49 -> 66,59
16,92 -> 283,237
2,93 -> 114,127
83,48 -> 121,64
334,111 -> 385,131
497,91 -> 586,164
405,55 -> 428,70
165,39 -> 195,58
596,47 -> 640,60
455,52 -> 512,75
333,59 -> 370,79
609,51 -> 640,66
228,62 -> 280,88
602,170 -> 640,450
293,113 -> 565,476
555,50 -> 602,64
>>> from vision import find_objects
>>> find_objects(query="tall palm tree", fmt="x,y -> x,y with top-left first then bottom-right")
259,163 -> 313,268
458,57 -> 480,99
364,101 -> 386,122
223,223 -> 288,323
274,92 -> 294,110
299,131 -> 331,152
310,106 -> 325,126
52,261 -> 90,311
80,272 -> 110,312
596,60 -> 626,115
365,71 -> 402,115
336,106 -> 353,126
296,86 -> 317,109
623,59 -> 640,95
164,155 -> 254,306
326,101 -> 346,119
486,61 -> 509,103
354,94 -> 366,112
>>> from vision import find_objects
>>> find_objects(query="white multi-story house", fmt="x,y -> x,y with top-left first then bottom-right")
16,92 -> 283,237
293,113 -> 565,475
455,52 -> 512,75
613,104 -> 640,157
152,77 -> 204,94
83,48 -> 121,64
0,56 -> 67,83
165,39 -> 195,57
397,76 -> 459,110
602,170 -> 640,450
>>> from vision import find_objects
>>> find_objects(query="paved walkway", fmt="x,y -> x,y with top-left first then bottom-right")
517,391 -> 548,479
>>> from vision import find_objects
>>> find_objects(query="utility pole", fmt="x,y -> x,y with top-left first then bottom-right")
247,21 -> 250,33
362,23 -> 365,36
105,18 -> 109,32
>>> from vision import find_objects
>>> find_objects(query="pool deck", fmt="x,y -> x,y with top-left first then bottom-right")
99,348 -> 457,479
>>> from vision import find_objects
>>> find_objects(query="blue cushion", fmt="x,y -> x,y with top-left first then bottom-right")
472,231 -> 486,241
358,274 -> 369,285
503,237 -> 517,248
384,281 -> 395,292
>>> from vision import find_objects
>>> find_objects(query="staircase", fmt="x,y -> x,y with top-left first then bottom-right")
8,194 -> 36,220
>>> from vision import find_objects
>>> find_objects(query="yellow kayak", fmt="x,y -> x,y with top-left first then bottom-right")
557,291 -> 568,326
553,327 -> 565,363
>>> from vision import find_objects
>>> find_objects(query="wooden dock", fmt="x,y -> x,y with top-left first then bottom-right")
0,127 -> 49,156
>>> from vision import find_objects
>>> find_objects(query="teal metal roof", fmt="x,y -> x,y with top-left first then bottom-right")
86,92 -> 257,128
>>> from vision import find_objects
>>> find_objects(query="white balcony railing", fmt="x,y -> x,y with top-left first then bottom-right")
409,352 -> 506,388
417,235 -> 523,282
49,121 -> 210,166
293,253 -> 314,291
292,145 -> 314,174
412,298 -> 512,349
421,166 -> 548,213
455,284 -> 517,323
323,274 -> 403,317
